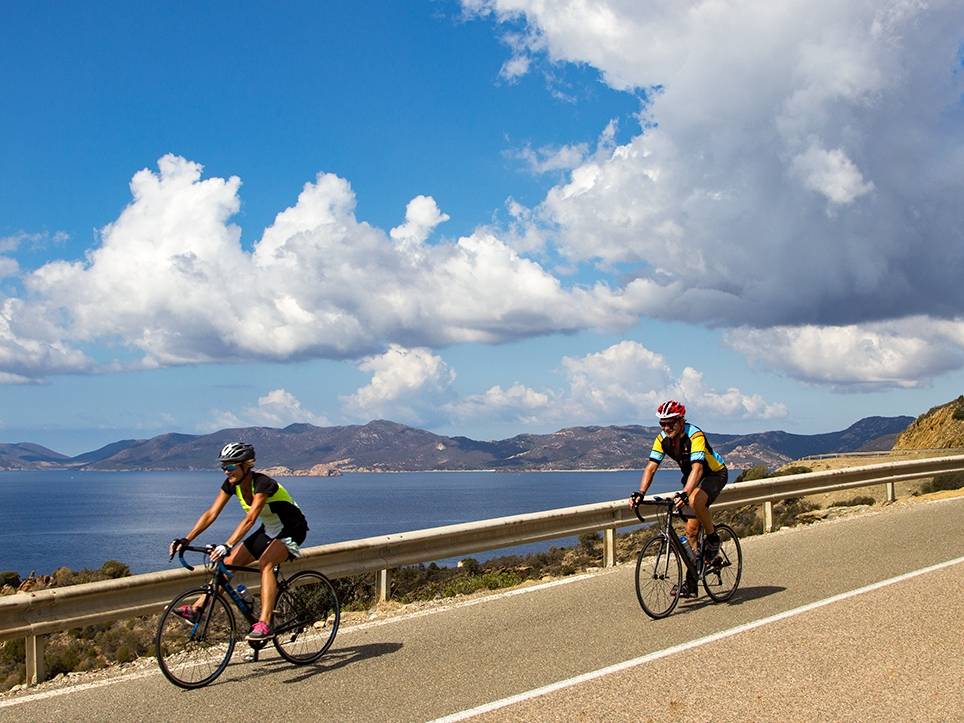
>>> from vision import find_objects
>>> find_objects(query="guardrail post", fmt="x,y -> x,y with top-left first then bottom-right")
604,527 -> 616,567
377,568 -> 391,603
763,500 -> 774,533
25,634 -> 46,685
884,481 -> 896,503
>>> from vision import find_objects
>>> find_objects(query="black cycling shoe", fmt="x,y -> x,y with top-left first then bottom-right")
671,582 -> 697,598
703,532 -> 721,562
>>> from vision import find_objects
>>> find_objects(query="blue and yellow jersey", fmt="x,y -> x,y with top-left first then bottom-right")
649,423 -> 726,476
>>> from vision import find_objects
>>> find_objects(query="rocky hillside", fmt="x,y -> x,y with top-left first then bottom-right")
893,396 -> 964,450
0,443 -> 69,470
2,415 -> 913,472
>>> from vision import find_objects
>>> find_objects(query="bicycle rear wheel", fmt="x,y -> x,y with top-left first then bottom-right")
701,524 -> 742,602
156,588 -> 236,688
272,570 -> 340,664
635,534 -> 682,619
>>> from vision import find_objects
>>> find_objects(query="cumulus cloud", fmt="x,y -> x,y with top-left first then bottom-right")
445,340 -> 785,428
2,154 -> 650,382
457,0 -> 964,389
389,195 -> 450,247
205,388 -> 329,431
342,345 -> 457,425
449,382 -> 553,425
0,298 -> 93,381
726,319 -> 964,389
467,1 -> 964,332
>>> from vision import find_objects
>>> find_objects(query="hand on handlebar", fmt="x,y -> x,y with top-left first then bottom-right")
629,491 -> 644,508
169,537 -> 189,560
209,543 -> 232,562
673,491 -> 688,510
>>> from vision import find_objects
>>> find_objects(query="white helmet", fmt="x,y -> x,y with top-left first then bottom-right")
218,442 -> 255,463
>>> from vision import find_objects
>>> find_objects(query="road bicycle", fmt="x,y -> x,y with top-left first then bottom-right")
155,544 -> 340,688
631,494 -> 742,619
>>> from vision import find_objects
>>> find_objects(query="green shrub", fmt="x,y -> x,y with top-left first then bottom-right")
458,558 -> 481,575
0,572 -> 21,589
918,472 -> 964,494
735,464 -> 769,483
715,504 -> 763,537
1,639 -> 24,664
578,532 -> 600,551
838,495 -> 875,507
100,561 -> 130,579
951,396 -> 964,420
773,497 -> 819,527
770,465 -> 812,477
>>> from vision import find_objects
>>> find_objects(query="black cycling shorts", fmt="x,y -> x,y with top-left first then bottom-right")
242,523 -> 307,561
680,467 -> 728,506
697,468 -> 728,505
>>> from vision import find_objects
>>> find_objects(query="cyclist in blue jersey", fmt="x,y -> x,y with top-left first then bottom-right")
169,442 -> 309,641
631,400 -> 728,597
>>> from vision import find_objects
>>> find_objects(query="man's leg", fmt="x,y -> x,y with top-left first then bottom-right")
687,487 -> 715,536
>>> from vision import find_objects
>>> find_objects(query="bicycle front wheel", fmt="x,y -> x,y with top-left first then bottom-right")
155,588 -> 236,689
702,524 -> 742,602
272,570 -> 340,664
635,534 -> 682,619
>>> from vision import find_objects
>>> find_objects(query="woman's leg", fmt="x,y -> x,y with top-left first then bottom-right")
256,540 -> 290,625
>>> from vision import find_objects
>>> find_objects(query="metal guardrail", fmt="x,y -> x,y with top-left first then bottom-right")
799,448 -> 964,460
3,453 -> 963,686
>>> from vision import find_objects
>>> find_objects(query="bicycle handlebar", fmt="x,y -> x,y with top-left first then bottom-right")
630,494 -> 680,522
174,544 -> 217,572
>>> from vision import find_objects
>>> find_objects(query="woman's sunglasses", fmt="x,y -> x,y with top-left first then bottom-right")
221,463 -> 240,471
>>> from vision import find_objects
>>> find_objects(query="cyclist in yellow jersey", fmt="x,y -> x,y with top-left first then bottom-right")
632,400 -> 727,597
169,442 -> 309,641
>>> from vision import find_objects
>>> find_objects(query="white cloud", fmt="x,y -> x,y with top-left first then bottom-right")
500,54 -> 530,81
0,230 -> 69,253
342,344 -> 456,425
513,142 -> 589,174
204,387 -> 329,432
2,155 -> 648,382
469,0 -> 964,333
0,298 -> 93,380
725,319 -> 964,389
448,340 -> 786,427
790,143 -> 874,205
389,195 -> 450,247
0,258 -> 19,278
449,382 -> 552,425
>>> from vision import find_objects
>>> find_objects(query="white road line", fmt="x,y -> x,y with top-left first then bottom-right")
429,555 -> 964,723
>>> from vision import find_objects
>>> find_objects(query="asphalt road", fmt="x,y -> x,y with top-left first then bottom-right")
2,495 -> 962,722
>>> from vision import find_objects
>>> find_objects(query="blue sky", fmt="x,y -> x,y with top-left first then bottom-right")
2,1 -> 963,455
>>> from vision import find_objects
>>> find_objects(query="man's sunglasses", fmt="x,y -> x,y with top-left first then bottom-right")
659,419 -> 680,429
221,463 -> 240,471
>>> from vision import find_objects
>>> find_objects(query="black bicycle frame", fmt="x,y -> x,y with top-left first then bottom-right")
634,497 -> 704,576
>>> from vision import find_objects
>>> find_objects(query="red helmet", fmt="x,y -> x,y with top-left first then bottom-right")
656,399 -> 686,421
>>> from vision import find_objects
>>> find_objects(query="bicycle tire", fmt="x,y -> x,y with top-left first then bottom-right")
701,524 -> 742,602
635,534 -> 682,619
272,570 -> 340,664
156,587 -> 236,689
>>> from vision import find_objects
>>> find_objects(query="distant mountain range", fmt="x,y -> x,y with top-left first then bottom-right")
0,416 -> 914,472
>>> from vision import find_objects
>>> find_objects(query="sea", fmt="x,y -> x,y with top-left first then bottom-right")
0,469 -> 682,577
